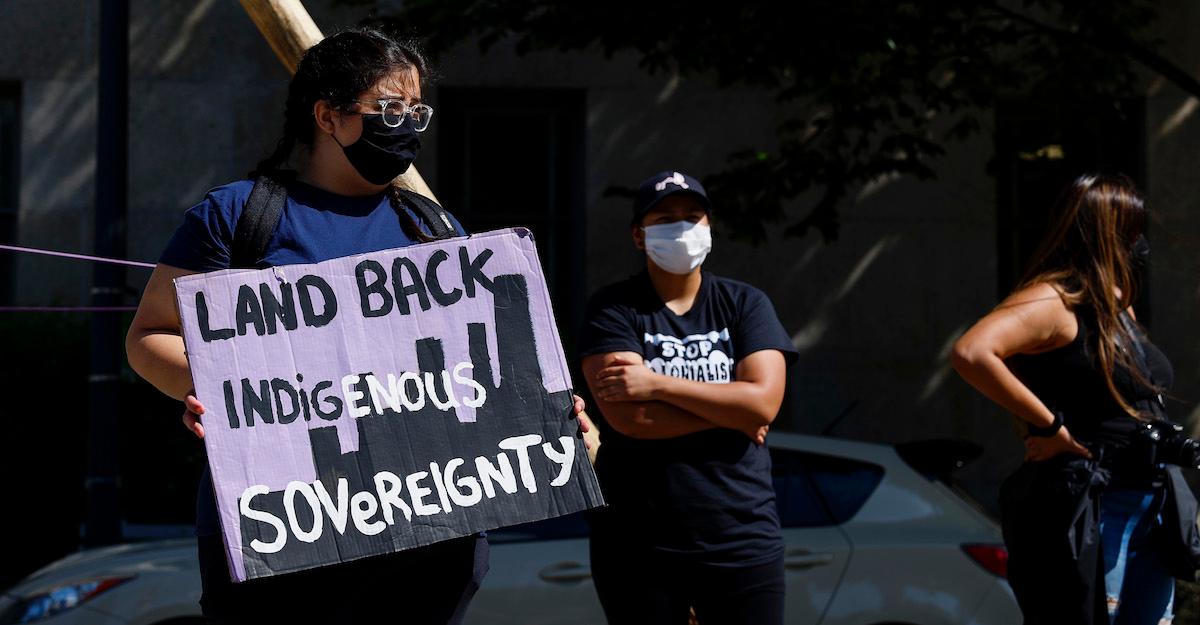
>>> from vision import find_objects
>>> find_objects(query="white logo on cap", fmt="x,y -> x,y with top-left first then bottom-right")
654,172 -> 689,192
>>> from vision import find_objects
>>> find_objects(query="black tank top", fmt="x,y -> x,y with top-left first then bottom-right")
1008,308 -> 1173,449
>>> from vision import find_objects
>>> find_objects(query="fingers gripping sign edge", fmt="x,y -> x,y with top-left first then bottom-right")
183,392 -> 206,439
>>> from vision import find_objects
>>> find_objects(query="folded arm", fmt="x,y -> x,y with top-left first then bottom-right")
582,352 -> 720,440
592,349 -> 787,432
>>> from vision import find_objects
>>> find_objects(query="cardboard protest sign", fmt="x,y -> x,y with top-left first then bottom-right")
175,228 -> 605,582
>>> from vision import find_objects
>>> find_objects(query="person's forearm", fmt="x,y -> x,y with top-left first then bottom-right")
952,352 -> 1056,429
651,376 -> 778,430
603,400 -> 719,439
126,330 -> 193,401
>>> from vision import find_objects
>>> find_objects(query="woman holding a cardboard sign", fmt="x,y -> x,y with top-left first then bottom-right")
127,28 -> 590,624
579,170 -> 796,625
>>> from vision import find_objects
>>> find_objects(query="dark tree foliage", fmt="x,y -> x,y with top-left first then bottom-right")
361,1 -> 1189,242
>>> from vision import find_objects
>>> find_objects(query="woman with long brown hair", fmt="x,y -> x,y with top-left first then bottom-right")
953,174 -> 1199,624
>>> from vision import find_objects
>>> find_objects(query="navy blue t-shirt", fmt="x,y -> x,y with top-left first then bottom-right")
578,271 -> 797,566
158,178 -> 466,537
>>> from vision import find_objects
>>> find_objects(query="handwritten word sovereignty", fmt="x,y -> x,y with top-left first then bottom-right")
241,434 -> 577,554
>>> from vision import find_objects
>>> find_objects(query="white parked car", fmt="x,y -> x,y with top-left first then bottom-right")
0,434 -> 1020,625
476,433 -> 1020,625
0,539 -> 202,625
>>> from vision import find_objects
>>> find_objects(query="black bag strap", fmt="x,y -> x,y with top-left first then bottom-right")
231,175 -> 288,269
231,178 -> 456,269
1118,311 -> 1168,419
395,188 -> 456,239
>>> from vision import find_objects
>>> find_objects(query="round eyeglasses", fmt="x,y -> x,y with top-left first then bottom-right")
353,99 -> 434,132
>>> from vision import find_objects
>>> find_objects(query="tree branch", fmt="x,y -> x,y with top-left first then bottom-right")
988,3 -> 1200,99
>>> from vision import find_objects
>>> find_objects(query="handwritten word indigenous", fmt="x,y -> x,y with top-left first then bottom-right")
240,434 -> 577,553
194,246 -> 495,342
220,365 -> 487,429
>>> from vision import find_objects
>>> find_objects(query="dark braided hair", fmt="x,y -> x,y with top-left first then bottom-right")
251,27 -> 434,242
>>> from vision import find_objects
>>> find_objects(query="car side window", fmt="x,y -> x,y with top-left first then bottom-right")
486,511 -> 590,544
770,449 -> 835,528
771,448 -> 885,527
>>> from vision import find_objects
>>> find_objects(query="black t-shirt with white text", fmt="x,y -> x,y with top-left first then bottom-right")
578,271 -> 797,566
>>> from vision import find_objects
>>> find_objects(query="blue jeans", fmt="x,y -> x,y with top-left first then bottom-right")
1100,488 -> 1174,624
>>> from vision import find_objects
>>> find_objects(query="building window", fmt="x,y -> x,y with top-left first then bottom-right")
994,99 -> 1147,320
436,87 -> 587,351
0,83 -> 18,306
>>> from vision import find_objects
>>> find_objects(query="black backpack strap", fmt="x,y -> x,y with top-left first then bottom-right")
231,175 -> 288,268
231,179 -> 452,269
395,188 -> 456,239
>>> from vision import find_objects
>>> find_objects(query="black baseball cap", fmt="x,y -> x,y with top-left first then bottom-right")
631,170 -> 711,225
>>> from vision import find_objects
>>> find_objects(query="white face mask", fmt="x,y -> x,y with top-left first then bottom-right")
642,221 -> 712,275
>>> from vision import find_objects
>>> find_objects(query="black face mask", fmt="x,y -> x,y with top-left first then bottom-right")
336,114 -> 421,185
1133,234 -> 1150,267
